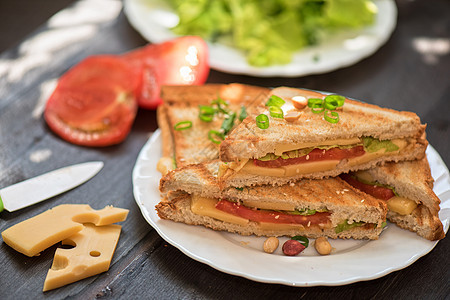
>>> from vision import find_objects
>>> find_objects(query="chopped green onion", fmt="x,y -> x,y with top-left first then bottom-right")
307,98 -> 323,108
199,105 -> 215,122
174,121 -> 192,131
211,96 -> 229,107
308,95 -> 345,123
324,94 -> 345,108
208,130 -> 225,144
311,105 -> 325,114
265,95 -> 285,107
256,114 -> 269,129
268,106 -> 284,118
212,96 -> 230,114
221,112 -> 236,135
238,106 -> 247,121
324,110 -> 339,123
291,235 -> 309,248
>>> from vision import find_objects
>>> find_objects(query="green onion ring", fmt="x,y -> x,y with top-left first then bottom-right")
310,104 -> 325,114
324,110 -> 339,123
307,98 -> 323,108
199,105 -> 215,122
269,106 -> 284,118
324,94 -> 345,108
265,95 -> 285,107
208,130 -> 225,144
256,114 -> 269,129
174,121 -> 192,131
291,235 -> 309,248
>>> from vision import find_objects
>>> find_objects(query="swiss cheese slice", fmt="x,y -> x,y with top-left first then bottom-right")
43,223 -> 121,292
1,204 -> 128,257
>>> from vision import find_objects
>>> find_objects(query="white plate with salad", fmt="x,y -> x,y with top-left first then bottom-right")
132,130 -> 450,286
124,0 -> 397,77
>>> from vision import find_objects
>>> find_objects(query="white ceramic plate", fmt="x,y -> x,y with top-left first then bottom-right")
132,129 -> 450,286
124,0 -> 397,77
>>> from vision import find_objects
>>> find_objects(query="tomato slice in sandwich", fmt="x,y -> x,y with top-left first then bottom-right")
340,173 -> 395,200
254,146 -> 365,168
215,200 -> 331,225
123,36 -> 209,109
44,55 -> 140,147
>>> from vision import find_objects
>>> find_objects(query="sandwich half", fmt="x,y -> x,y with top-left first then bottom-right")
219,87 -> 428,187
158,161 -> 388,240
156,83 -> 271,174
340,159 -> 445,240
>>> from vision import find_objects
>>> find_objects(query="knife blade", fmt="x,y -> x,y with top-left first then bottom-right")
0,161 -> 104,212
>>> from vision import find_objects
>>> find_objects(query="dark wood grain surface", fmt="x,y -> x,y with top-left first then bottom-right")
0,0 -> 449,299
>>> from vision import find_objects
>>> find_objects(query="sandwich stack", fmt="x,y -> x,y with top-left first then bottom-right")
155,84 -> 445,242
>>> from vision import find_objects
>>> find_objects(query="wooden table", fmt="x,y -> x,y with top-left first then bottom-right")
0,0 -> 448,299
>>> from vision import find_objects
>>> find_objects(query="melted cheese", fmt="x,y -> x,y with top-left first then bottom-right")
1,204 -> 129,257
190,195 -> 249,226
43,223 -> 121,291
273,138 -> 361,156
157,157 -> 174,175
387,196 -> 418,215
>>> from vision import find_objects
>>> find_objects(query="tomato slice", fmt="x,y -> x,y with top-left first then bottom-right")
215,200 -> 331,225
254,146 -> 365,168
340,173 -> 395,200
44,55 -> 140,147
123,36 -> 209,109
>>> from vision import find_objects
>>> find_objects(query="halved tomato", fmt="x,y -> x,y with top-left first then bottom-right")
215,200 -> 331,225
44,55 -> 140,147
254,146 -> 366,168
123,36 -> 209,109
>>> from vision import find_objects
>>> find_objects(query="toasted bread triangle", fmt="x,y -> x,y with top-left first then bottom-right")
220,87 -> 427,161
360,159 -> 445,240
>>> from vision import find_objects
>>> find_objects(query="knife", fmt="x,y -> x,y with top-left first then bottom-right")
0,161 -> 104,212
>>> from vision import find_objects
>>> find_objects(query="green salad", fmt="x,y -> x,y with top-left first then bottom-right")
167,0 -> 378,67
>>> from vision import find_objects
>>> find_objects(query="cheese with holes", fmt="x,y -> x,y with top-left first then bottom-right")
43,223 -> 121,291
1,204 -> 128,257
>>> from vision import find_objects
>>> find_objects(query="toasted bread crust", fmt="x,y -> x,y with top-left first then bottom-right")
220,87 -> 427,162
156,192 -> 384,239
387,205 -> 445,240
156,105 -> 174,158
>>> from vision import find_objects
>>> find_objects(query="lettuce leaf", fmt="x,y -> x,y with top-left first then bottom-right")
335,220 -> 364,233
168,0 -> 377,67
